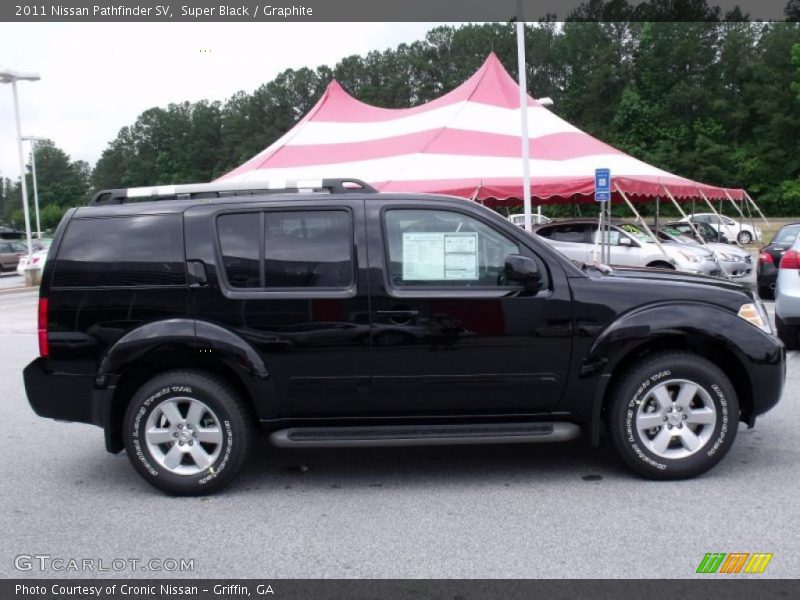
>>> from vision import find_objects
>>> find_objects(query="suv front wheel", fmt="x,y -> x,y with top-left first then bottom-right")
607,352 -> 738,479
124,370 -> 254,495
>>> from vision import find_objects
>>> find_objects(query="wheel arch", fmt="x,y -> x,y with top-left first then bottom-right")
98,319 -> 268,453
585,303 -> 772,445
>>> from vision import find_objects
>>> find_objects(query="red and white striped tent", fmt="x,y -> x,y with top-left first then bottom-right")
218,53 -> 745,207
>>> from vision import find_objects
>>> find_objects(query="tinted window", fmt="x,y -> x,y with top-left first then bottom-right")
53,215 -> 185,287
264,211 -> 352,288
0,242 -> 11,253
384,209 -> 519,288
10,242 -> 27,252
218,213 -> 261,288
218,210 -> 353,289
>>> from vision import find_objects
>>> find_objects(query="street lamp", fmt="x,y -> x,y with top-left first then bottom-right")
0,67 -> 40,274
21,135 -> 48,239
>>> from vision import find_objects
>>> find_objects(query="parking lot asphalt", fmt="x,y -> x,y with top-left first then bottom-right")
0,289 -> 797,579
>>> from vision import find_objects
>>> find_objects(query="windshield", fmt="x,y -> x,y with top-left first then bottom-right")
774,226 -> 800,244
618,223 -> 654,243
662,227 -> 700,245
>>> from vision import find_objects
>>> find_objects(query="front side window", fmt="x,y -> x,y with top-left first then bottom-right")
53,215 -> 185,287
218,210 -> 353,290
384,209 -> 519,288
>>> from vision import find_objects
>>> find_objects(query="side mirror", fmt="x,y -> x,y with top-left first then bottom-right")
504,254 -> 542,292
618,236 -> 634,247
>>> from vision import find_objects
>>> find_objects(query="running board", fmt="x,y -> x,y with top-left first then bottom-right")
270,422 -> 581,448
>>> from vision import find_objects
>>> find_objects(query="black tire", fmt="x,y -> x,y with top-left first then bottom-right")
607,352 -> 738,480
737,231 -> 752,245
124,370 -> 254,495
776,316 -> 799,350
757,285 -> 774,301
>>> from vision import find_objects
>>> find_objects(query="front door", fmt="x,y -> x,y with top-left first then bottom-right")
365,201 -> 573,416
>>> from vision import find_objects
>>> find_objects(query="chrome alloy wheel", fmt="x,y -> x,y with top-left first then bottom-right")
635,379 -> 717,459
145,397 -> 223,475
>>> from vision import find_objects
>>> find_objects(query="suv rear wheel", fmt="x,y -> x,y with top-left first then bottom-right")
123,370 -> 254,495
607,352 -> 738,479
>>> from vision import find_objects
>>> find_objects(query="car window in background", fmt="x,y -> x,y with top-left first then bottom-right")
774,226 -> 800,244
619,223 -> 654,243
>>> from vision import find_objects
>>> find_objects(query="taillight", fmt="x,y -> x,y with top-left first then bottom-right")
38,298 -> 49,357
759,251 -> 773,264
32,257 -> 40,264
780,249 -> 800,269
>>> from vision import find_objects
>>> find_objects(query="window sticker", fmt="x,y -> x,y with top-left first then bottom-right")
402,232 -> 478,281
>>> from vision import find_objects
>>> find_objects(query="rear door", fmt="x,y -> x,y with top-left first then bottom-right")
185,198 -> 372,418
365,200 -> 573,416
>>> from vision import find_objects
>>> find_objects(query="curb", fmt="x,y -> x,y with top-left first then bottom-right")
0,285 -> 38,295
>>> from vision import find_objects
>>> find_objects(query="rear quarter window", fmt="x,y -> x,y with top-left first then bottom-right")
52,214 -> 186,287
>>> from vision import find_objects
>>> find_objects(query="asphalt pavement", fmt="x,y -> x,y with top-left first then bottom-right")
0,288 -> 797,579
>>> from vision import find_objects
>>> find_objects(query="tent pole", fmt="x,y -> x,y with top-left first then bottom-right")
615,184 -> 672,262
724,189 -> 747,240
663,186 -> 731,278
697,188 -> 727,243
745,191 -> 770,225
515,2 -> 533,233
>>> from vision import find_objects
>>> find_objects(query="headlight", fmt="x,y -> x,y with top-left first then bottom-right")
677,250 -> 700,263
738,302 -> 772,334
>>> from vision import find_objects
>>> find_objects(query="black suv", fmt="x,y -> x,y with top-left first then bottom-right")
24,180 -> 785,495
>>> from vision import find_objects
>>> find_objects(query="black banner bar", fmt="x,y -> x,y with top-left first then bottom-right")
3,579 -> 800,600
0,0 -> 794,22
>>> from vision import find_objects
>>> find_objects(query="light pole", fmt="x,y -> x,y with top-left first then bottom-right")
22,135 -> 48,239
0,68 -> 40,272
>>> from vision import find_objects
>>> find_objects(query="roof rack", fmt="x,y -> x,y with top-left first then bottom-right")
88,178 -> 378,206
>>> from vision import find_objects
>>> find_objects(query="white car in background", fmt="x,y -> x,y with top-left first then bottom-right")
680,213 -> 761,245
508,213 -> 552,227
16,239 -> 51,277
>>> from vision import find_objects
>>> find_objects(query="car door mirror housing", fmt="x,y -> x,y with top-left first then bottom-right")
504,254 -> 542,292
618,236 -> 633,247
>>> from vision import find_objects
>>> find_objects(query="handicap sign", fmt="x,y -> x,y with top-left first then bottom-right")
595,168 -> 611,202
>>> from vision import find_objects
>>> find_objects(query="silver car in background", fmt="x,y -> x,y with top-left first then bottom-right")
655,225 -> 752,279
775,235 -> 800,349
535,219 -> 721,276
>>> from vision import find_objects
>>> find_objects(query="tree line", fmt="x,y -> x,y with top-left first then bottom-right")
2,1 -> 800,231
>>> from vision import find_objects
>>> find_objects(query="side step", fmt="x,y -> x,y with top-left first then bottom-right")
270,422 -> 581,448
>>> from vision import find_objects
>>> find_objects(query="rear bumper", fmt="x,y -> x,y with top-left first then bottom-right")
23,357 -> 107,427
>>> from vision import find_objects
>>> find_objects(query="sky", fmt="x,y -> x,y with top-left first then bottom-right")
0,22 -> 440,182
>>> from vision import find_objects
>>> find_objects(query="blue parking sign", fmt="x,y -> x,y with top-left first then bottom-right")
595,168 -> 611,202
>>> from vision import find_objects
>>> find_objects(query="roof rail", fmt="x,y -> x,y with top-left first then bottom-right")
88,178 -> 378,206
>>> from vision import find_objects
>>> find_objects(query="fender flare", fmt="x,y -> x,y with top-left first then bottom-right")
97,318 -> 268,384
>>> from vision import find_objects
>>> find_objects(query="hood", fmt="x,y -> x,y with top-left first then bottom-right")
607,265 -> 749,293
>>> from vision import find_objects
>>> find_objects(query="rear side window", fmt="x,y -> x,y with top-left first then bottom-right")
218,210 -> 353,290
53,215 -> 186,287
